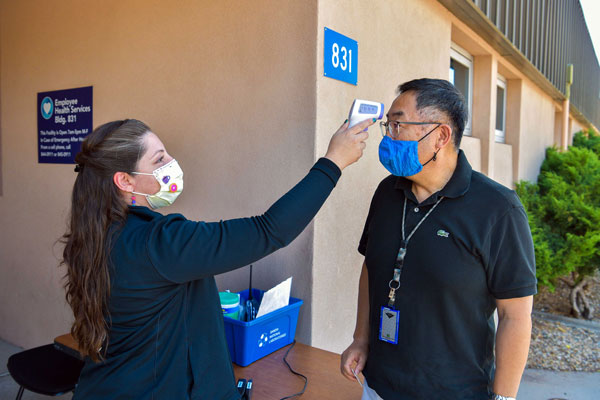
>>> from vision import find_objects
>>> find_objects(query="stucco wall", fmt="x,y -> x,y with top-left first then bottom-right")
0,0 -> 318,348
460,136 -> 482,172
517,81 -> 556,182
570,118 -> 585,136
311,0 -> 453,353
493,142 -> 513,188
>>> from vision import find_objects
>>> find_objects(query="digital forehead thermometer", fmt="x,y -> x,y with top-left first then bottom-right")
348,99 -> 385,128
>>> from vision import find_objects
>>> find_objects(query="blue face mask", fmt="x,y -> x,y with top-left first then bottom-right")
378,126 -> 439,177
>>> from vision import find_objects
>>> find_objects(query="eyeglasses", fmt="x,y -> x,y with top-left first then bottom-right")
380,120 -> 442,139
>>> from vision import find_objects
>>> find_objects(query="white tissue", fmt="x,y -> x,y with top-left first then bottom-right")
255,277 -> 292,319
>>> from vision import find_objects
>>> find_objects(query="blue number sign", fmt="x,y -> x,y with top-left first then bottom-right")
324,27 -> 358,85
37,86 -> 93,164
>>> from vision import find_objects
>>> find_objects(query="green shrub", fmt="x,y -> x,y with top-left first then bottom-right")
515,129 -> 600,291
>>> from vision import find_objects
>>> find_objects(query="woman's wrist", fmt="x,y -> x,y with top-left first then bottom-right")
324,153 -> 345,171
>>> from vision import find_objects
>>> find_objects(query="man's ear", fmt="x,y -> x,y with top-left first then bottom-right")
436,124 -> 453,149
113,172 -> 136,192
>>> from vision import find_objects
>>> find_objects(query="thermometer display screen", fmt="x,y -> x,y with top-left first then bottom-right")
358,104 -> 378,114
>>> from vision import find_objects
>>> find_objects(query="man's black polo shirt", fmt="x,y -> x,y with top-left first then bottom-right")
358,150 -> 536,400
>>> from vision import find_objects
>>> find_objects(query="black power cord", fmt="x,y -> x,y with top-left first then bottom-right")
279,340 -> 308,400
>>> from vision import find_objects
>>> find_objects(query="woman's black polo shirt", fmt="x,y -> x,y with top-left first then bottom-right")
358,150 -> 536,400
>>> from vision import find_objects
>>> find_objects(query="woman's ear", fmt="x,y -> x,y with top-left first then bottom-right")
113,172 -> 135,192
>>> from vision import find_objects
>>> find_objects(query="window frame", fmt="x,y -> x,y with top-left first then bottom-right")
450,43 -> 473,136
495,74 -> 507,143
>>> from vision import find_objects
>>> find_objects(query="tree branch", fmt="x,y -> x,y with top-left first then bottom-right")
570,276 -> 594,320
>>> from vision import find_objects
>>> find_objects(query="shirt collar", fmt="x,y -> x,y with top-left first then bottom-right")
394,150 -> 472,203
127,204 -> 162,219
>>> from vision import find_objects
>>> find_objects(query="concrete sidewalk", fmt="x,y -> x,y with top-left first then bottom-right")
0,338 -> 598,399
518,368 -> 600,399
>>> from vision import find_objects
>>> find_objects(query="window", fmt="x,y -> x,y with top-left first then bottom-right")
495,75 -> 507,143
449,43 -> 473,135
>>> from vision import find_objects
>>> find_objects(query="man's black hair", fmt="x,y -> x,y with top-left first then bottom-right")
398,78 -> 468,149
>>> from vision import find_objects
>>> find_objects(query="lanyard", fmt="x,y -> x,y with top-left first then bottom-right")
387,196 -> 444,308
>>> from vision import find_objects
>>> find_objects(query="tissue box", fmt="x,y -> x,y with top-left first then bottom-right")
223,288 -> 303,366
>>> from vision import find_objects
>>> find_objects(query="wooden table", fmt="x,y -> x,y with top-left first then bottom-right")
233,342 -> 362,400
54,334 -> 362,399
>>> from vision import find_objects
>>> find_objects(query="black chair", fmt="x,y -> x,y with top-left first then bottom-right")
7,343 -> 84,400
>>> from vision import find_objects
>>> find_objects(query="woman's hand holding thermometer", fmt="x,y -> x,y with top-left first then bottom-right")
324,99 -> 384,170
347,99 -> 385,128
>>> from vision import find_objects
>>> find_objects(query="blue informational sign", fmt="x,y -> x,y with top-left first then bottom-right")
323,27 -> 358,85
37,86 -> 93,164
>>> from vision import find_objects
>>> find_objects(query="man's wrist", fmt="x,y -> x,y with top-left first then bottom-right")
352,334 -> 368,345
490,393 -> 516,400
352,337 -> 368,344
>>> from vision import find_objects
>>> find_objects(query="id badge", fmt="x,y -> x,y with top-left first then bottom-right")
379,306 -> 399,344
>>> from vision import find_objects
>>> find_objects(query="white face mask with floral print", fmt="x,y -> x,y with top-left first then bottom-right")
132,159 -> 184,209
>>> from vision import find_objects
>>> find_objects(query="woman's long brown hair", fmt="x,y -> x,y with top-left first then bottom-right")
61,119 -> 149,361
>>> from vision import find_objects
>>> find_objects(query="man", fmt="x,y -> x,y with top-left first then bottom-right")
341,78 -> 536,400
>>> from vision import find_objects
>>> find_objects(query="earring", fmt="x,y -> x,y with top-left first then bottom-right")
131,195 -> 136,205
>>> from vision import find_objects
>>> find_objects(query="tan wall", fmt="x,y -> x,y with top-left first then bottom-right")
472,54 -> 498,176
0,0 -> 318,348
554,110 -> 563,147
311,0 -> 453,353
460,136 -> 482,172
493,142 -> 513,188
517,81 -> 556,182
570,118 -> 585,136
506,79 -> 523,184
448,13 -> 571,186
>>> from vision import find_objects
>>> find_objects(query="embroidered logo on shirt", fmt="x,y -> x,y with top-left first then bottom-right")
437,229 -> 450,238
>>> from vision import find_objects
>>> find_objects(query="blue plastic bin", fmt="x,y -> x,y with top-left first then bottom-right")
223,288 -> 303,366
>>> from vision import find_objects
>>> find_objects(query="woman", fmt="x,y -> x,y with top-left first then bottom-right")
62,118 -> 372,399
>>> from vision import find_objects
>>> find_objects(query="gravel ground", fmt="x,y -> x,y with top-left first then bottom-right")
527,317 -> 600,372
526,273 -> 600,372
